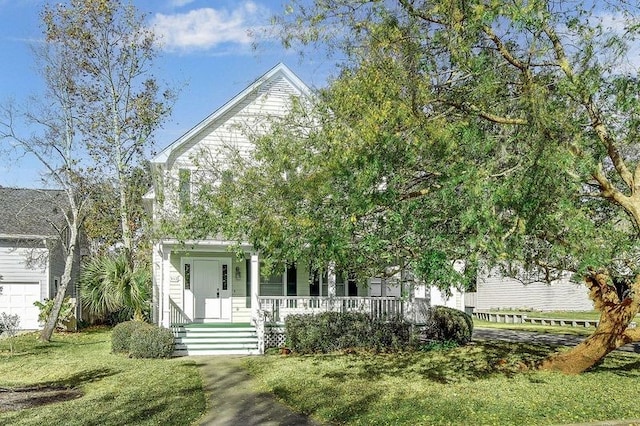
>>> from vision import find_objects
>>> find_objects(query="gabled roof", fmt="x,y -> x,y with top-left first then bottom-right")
0,187 -> 68,239
152,63 -> 311,166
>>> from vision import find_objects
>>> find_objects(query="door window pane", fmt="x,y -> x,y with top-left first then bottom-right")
184,263 -> 191,290
222,264 -> 228,290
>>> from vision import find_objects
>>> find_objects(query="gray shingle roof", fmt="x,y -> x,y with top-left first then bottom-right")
0,187 -> 68,238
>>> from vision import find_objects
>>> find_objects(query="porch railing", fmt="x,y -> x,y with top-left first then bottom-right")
169,299 -> 190,326
258,296 -> 408,323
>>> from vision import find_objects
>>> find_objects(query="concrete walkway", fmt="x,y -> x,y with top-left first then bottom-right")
193,356 -> 321,426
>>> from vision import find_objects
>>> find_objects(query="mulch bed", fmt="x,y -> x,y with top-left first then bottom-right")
0,386 -> 83,411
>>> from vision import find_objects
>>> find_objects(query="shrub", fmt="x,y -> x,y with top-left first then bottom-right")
111,320 -> 147,353
285,312 -> 413,354
369,316 -> 413,352
0,312 -> 20,354
129,324 -> 175,358
421,306 -> 474,345
33,297 -> 75,330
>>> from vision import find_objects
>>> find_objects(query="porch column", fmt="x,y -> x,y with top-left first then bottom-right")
327,262 -> 336,311
161,246 -> 171,328
152,243 -> 161,325
250,253 -> 260,321
327,262 -> 336,298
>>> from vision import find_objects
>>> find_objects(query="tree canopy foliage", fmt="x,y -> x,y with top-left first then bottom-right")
43,0 -> 173,263
178,0 -> 640,372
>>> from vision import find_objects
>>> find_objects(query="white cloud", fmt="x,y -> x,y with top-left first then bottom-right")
151,2 -> 268,52
168,0 -> 196,7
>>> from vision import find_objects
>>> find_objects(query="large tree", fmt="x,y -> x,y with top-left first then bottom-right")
271,0 -> 640,374
1,0 -> 169,341
0,22 -> 89,342
177,0 -> 640,373
43,0 -> 173,265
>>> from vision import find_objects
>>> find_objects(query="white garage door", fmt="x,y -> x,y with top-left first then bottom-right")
0,282 -> 41,329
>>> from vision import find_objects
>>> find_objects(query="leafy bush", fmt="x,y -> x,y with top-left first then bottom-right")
111,320 -> 147,353
33,297 -> 75,330
0,312 -> 20,337
285,312 -> 413,354
0,312 -> 20,353
421,305 -> 474,345
420,339 -> 460,352
369,316 -> 413,352
129,324 -> 175,359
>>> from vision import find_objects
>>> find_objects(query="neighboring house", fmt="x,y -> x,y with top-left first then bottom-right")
0,187 -> 81,329
146,64 -> 444,355
471,270 -> 593,312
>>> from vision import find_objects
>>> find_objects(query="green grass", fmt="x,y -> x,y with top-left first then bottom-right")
0,327 -> 206,425
244,343 -> 640,425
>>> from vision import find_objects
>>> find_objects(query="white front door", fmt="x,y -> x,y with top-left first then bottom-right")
193,259 -> 232,321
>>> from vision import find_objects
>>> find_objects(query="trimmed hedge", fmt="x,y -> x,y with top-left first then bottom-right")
129,324 -> 175,358
111,320 -> 147,353
421,305 -> 474,345
285,312 -> 413,354
111,321 -> 175,358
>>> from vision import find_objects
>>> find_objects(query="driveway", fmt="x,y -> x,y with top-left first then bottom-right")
472,327 -> 640,353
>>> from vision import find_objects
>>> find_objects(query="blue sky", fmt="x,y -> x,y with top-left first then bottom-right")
0,0 -> 337,188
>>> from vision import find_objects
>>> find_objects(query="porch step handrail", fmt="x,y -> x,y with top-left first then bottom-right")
169,299 -> 190,326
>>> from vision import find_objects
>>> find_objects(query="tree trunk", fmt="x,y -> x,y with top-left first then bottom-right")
40,225 -> 78,342
539,272 -> 640,374
119,182 -> 133,266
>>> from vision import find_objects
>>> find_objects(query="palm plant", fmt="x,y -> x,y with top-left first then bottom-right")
79,253 -> 151,323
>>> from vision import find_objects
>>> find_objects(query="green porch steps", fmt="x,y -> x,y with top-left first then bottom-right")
172,323 -> 260,356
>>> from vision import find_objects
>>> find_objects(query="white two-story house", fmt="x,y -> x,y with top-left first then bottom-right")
145,64 -> 464,355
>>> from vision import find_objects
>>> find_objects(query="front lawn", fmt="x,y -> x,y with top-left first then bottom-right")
0,327 -> 206,425
244,341 -> 640,425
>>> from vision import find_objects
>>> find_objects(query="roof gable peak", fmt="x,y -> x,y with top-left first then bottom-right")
153,63 -> 311,165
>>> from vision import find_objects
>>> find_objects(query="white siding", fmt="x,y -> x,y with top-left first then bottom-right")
160,76 -> 300,217
430,287 -> 465,311
232,298 -> 251,323
151,65 -> 311,327
0,246 -> 48,299
169,253 -> 183,309
174,75 -> 298,166
476,271 -> 593,311
296,263 -> 310,296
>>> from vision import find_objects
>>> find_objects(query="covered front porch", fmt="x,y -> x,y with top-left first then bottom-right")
153,240 -> 422,354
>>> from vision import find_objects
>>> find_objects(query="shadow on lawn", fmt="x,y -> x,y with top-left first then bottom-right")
39,368 -> 117,389
323,340 -> 557,384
